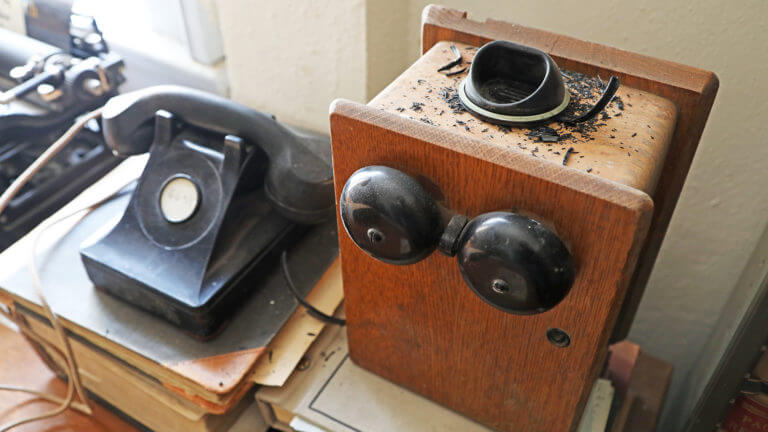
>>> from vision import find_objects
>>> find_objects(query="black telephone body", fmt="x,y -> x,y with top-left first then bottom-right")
80,85 -> 334,337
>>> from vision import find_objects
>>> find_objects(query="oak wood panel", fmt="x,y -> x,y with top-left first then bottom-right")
419,4 -> 719,341
370,41 -> 677,195
330,100 -> 653,431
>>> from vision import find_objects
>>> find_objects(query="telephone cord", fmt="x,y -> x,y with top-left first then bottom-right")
0,108 -> 105,431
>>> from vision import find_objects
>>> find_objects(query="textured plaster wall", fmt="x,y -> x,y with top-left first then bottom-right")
216,1 -> 768,429
681,218 -> 768,428
217,0 -> 414,131
365,0 -> 411,100
216,0 -> 368,132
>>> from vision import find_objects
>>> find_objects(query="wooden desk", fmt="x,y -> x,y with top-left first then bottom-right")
0,323 -> 137,432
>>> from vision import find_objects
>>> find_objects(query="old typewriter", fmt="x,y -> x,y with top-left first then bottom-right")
0,22 -> 124,250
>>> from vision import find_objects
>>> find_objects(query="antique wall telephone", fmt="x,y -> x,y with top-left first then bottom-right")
80,85 -> 334,337
329,6 -> 718,431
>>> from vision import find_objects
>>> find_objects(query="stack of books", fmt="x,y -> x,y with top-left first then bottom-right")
0,158 -> 343,432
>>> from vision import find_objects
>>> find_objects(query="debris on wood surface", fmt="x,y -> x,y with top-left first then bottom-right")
381,43 -> 660,178
437,43 -> 463,73
562,147 -> 575,166
445,67 -> 467,77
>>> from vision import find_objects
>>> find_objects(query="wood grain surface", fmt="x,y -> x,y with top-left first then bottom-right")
419,4 -> 719,343
330,99 -> 653,431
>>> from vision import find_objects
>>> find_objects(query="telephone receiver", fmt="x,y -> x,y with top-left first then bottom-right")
101,85 -> 334,223
339,166 -> 576,314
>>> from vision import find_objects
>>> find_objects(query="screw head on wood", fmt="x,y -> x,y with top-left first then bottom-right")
491,279 -> 509,294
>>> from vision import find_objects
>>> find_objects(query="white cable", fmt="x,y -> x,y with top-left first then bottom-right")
0,181 -> 137,431
0,108 -> 104,216
0,108 -> 113,431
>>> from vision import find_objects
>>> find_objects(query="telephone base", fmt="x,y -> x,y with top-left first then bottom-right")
81,189 -> 308,339
83,224 -> 306,339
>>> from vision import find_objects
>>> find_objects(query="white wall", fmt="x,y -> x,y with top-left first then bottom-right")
680,218 -> 768,429
216,0 -> 368,132
216,1 -> 768,429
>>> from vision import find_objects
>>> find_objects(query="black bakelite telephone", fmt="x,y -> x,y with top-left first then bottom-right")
80,85 -> 334,337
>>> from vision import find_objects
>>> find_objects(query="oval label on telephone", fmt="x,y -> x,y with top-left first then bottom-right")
159,175 -> 200,224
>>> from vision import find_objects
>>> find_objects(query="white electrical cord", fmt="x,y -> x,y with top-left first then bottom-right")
0,108 -> 120,431
0,177 -> 137,432
0,107 -> 104,216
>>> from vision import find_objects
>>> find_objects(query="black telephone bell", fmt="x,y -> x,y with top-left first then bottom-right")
80,85 -> 334,337
339,166 -> 575,314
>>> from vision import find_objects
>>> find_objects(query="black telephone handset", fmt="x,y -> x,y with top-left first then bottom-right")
80,85 -> 334,338
100,85 -> 333,223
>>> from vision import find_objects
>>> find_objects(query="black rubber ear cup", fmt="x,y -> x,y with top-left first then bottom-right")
458,40 -> 570,125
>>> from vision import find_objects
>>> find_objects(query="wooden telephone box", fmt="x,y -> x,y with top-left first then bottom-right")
329,6 -> 717,431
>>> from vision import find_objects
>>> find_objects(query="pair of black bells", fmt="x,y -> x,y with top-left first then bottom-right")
339,166 -> 575,314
